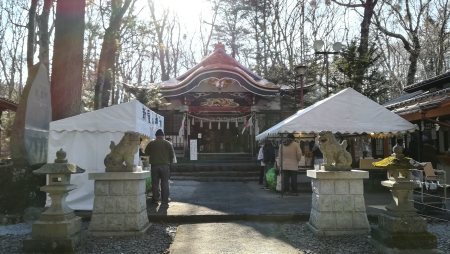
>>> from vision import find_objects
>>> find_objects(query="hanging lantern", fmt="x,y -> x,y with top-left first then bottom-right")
235,118 -> 238,127
227,121 -> 230,129
200,120 -> 203,128
191,117 -> 195,125
218,122 -> 221,130
209,121 -> 212,129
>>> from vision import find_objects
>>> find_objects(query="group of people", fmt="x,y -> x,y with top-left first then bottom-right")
146,129 -> 326,204
257,134 -> 323,194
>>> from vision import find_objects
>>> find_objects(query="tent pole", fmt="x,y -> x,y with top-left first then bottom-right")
280,133 -> 284,198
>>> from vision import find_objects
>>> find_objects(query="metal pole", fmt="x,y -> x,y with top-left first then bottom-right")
325,54 -> 329,97
294,77 -> 298,110
280,134 -> 284,198
300,74 -> 304,108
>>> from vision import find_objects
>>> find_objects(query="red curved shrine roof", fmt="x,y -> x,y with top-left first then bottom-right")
159,43 -> 280,97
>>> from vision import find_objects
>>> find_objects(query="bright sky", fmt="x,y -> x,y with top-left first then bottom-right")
138,0 -> 212,30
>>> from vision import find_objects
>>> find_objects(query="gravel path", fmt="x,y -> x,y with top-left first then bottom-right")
282,223 -> 376,254
282,221 -> 450,254
0,221 -> 448,253
0,222 -> 177,254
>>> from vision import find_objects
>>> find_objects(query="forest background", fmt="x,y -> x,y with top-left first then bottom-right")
0,0 -> 449,157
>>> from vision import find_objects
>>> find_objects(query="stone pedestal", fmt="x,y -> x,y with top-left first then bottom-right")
89,171 -> 150,236
370,179 -> 439,253
306,170 -> 370,236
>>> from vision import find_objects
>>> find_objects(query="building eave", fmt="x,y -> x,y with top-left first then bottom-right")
0,98 -> 18,112
160,67 -> 280,97
386,88 -> 450,110
158,43 -> 279,98
404,71 -> 450,93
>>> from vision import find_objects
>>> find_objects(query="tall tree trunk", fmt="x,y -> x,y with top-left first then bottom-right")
51,0 -> 85,120
332,0 -> 378,86
94,0 -> 132,109
262,0 -> 268,76
26,0 -> 38,70
38,0 -> 52,69
407,50 -> 420,86
354,0 -> 377,85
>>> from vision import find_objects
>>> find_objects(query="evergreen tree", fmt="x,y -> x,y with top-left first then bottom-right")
333,41 -> 388,103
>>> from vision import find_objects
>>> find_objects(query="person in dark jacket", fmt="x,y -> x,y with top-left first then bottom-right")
263,139 -> 276,188
145,129 -> 175,206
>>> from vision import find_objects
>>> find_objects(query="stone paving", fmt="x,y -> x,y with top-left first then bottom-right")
1,180 -> 449,253
151,180 -> 449,254
147,180 -> 393,220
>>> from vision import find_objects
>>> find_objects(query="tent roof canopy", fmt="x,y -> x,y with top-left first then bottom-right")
50,100 -> 163,138
256,88 -> 417,140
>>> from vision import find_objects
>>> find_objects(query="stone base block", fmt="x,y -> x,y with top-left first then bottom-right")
23,234 -> 80,253
31,216 -> 81,239
90,221 -> 150,237
307,170 -> 370,235
371,226 -> 440,253
308,209 -> 370,235
89,172 -> 150,236
89,209 -> 150,235
378,213 -> 428,233
370,212 -> 439,253
307,222 -> 369,236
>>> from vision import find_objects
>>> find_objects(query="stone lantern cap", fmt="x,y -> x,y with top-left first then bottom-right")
372,155 -> 415,170
33,149 -> 85,175
372,144 -> 420,170
372,144 -> 422,181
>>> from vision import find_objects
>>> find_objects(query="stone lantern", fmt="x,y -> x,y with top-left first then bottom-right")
23,149 -> 85,253
370,144 -> 438,253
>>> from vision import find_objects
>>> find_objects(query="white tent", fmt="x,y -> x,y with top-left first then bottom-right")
48,100 -> 164,210
256,88 -> 417,140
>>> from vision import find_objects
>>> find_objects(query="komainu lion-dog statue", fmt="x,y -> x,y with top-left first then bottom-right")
104,132 -> 140,172
318,131 -> 352,171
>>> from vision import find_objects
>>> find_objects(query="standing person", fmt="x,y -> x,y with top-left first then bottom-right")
278,133 -> 302,194
257,142 -> 265,185
145,129 -> 175,206
263,139 -> 276,189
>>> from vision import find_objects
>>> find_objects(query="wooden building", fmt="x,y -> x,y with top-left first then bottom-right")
155,43 -> 284,161
384,71 -> 450,164
0,97 -> 17,157
0,98 -> 17,112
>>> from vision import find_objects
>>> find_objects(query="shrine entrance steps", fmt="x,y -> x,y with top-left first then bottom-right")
171,153 -> 259,182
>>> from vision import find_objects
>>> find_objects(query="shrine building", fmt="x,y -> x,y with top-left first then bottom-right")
155,43 -> 284,161
384,71 -> 450,162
